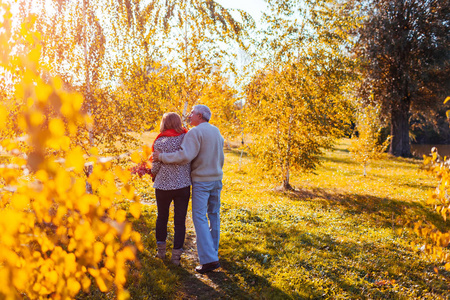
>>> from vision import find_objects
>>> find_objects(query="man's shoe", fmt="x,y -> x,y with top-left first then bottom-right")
195,261 -> 220,274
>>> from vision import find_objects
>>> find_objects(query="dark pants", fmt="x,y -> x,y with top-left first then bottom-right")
155,186 -> 190,250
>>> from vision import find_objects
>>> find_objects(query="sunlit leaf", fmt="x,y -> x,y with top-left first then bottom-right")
129,202 -> 141,219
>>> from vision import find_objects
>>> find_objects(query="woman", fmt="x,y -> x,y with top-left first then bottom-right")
151,112 -> 191,265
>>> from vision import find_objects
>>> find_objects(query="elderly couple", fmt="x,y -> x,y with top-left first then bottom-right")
150,104 -> 224,274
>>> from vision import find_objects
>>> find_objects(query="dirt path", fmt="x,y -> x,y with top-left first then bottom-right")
140,199 -> 241,299
174,215 -> 235,300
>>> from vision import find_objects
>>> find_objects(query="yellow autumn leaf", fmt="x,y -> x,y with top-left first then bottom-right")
142,145 -> 152,160
67,277 -> 81,296
55,170 -> 71,196
49,118 -> 65,137
105,257 -> 116,271
53,76 -> 63,91
28,47 -> 41,65
445,263 -> 450,271
81,276 -> 91,291
105,245 -> 114,257
121,246 -> 136,261
46,138 -> 61,150
36,82 -> 53,103
77,194 -> 97,215
90,147 -> 99,156
72,93 -> 84,112
120,223 -> 132,242
115,166 -> 131,184
12,269 -> 28,290
29,111 -> 44,127
61,102 -> 74,118
14,83 -> 25,99
0,106 -> 7,129
118,290 -> 130,300
17,115 -> 27,131
58,134 -> 69,150
68,122 -> 78,135
93,242 -> 105,264
35,170 -> 48,182
46,270 -> 58,285
130,151 -> 141,163
115,209 -> 127,223
11,194 -> 29,210
129,202 -> 141,219
121,184 -> 135,200
66,146 -> 85,173
95,275 -> 108,292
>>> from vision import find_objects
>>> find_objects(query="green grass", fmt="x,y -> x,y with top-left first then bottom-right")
215,140 -> 449,299
84,139 -> 450,299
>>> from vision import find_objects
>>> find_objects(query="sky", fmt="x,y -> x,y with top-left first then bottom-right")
215,0 -> 267,24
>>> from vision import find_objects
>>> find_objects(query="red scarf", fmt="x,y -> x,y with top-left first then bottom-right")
139,128 -> 187,181
151,128 -> 188,152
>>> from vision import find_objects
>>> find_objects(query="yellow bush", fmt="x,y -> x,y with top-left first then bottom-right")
0,4 -> 142,299
421,149 -> 450,270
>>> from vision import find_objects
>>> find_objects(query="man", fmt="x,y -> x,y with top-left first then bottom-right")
153,104 -> 224,274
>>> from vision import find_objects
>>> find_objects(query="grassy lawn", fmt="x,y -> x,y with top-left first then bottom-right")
216,140 -> 449,299
88,139 -> 450,299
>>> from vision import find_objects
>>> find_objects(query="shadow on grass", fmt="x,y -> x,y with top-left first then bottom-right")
291,232 -> 449,299
212,258 -> 298,299
282,188 -> 449,232
220,223 -> 369,298
221,226 -> 368,298
368,172 -> 436,190
173,266 -> 247,300
331,146 -> 350,153
221,217 -> 450,299
399,181 -> 436,190
371,158 -> 423,170
319,155 -> 358,165
124,203 -> 285,300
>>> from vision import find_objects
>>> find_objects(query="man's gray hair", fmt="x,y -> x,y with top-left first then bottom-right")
193,104 -> 211,122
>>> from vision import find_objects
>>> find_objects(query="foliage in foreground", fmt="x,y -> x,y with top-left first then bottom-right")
0,6 -> 142,298
420,149 -> 450,268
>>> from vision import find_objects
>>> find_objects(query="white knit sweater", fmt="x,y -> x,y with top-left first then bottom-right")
159,122 -> 224,182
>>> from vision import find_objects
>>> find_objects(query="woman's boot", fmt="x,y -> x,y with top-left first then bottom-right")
156,242 -> 166,259
171,248 -> 183,266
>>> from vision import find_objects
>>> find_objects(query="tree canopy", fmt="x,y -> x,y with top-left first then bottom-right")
244,0 -> 356,189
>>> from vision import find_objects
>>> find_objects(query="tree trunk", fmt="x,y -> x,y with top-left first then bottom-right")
282,168 -> 293,190
389,98 -> 411,157
282,111 -> 294,190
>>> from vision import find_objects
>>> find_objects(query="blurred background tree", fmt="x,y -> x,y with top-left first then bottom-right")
355,0 -> 450,157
